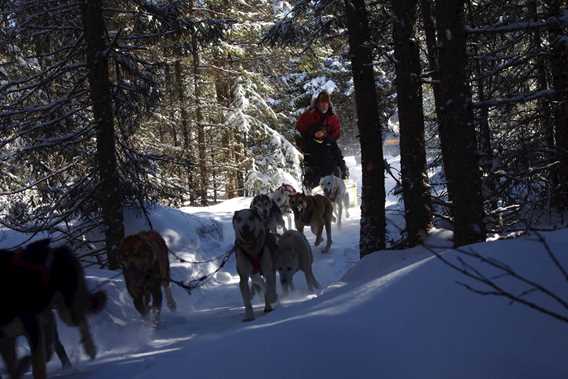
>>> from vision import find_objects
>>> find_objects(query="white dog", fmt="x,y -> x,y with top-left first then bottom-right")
270,184 -> 297,230
319,175 -> 350,228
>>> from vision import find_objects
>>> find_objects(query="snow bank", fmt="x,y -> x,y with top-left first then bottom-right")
30,220 -> 568,378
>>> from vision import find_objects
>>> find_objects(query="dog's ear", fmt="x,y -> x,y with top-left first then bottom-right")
25,238 -> 52,254
232,210 -> 241,227
250,207 -> 261,220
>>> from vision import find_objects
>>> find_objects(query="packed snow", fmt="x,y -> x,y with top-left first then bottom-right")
2,155 -> 568,379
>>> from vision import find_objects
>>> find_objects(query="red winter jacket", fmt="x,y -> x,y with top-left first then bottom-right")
296,108 -> 341,141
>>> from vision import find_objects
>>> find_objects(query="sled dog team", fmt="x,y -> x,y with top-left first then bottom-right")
0,175 -> 350,378
234,175 -> 350,321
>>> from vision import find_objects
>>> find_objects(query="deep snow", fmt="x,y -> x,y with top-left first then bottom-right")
2,155 -> 568,379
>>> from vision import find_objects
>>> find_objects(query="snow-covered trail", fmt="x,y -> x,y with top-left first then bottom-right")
15,156 -> 375,377
32,154 -> 410,378
5,152 -> 568,378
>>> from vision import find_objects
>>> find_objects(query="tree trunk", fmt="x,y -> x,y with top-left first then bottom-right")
189,1 -> 208,205
214,73 -> 237,199
344,0 -> 386,256
549,0 -> 568,208
435,0 -> 485,246
392,0 -> 432,246
528,0 -> 556,205
174,60 -> 191,149
190,9 -> 208,206
420,0 -> 454,205
165,63 -> 179,146
173,60 -> 197,204
466,0 -> 495,209
80,0 -> 124,269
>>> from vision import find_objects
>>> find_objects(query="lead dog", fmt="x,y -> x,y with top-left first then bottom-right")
319,175 -> 350,228
250,194 -> 285,234
118,231 -> 176,327
233,209 -> 278,321
289,193 -> 334,253
275,230 -> 320,296
0,239 -> 106,379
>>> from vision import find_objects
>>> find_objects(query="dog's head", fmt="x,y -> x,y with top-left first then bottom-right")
118,234 -> 159,315
320,175 -> 337,198
250,194 -> 273,222
233,208 -> 263,242
20,240 -> 107,328
119,235 -> 155,272
275,241 -> 299,273
271,188 -> 290,209
275,234 -> 300,292
289,193 -> 308,214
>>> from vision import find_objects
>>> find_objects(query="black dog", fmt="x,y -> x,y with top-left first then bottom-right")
0,239 -> 106,379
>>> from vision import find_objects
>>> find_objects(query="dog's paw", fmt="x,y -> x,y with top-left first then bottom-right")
16,355 -> 32,378
82,336 -> 97,360
167,298 -> 177,312
264,305 -> 273,313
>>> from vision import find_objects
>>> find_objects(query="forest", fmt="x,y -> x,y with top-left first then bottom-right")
1,1 -> 568,378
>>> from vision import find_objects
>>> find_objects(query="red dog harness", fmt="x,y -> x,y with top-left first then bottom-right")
239,248 -> 263,274
278,184 -> 297,194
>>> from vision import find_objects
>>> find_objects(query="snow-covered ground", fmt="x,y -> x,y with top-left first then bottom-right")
2,155 -> 568,378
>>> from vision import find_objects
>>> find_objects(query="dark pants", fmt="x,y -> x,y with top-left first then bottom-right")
303,168 -> 320,192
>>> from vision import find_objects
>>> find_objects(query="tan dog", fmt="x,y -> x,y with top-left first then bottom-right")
119,231 -> 176,327
233,209 -> 278,322
289,193 -> 334,253
275,230 -> 320,296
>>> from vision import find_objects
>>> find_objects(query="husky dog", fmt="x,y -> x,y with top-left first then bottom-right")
275,230 -> 320,296
250,194 -> 285,234
0,239 -> 106,379
119,230 -> 177,327
233,209 -> 278,321
289,193 -> 334,253
271,184 -> 297,230
319,175 -> 350,228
